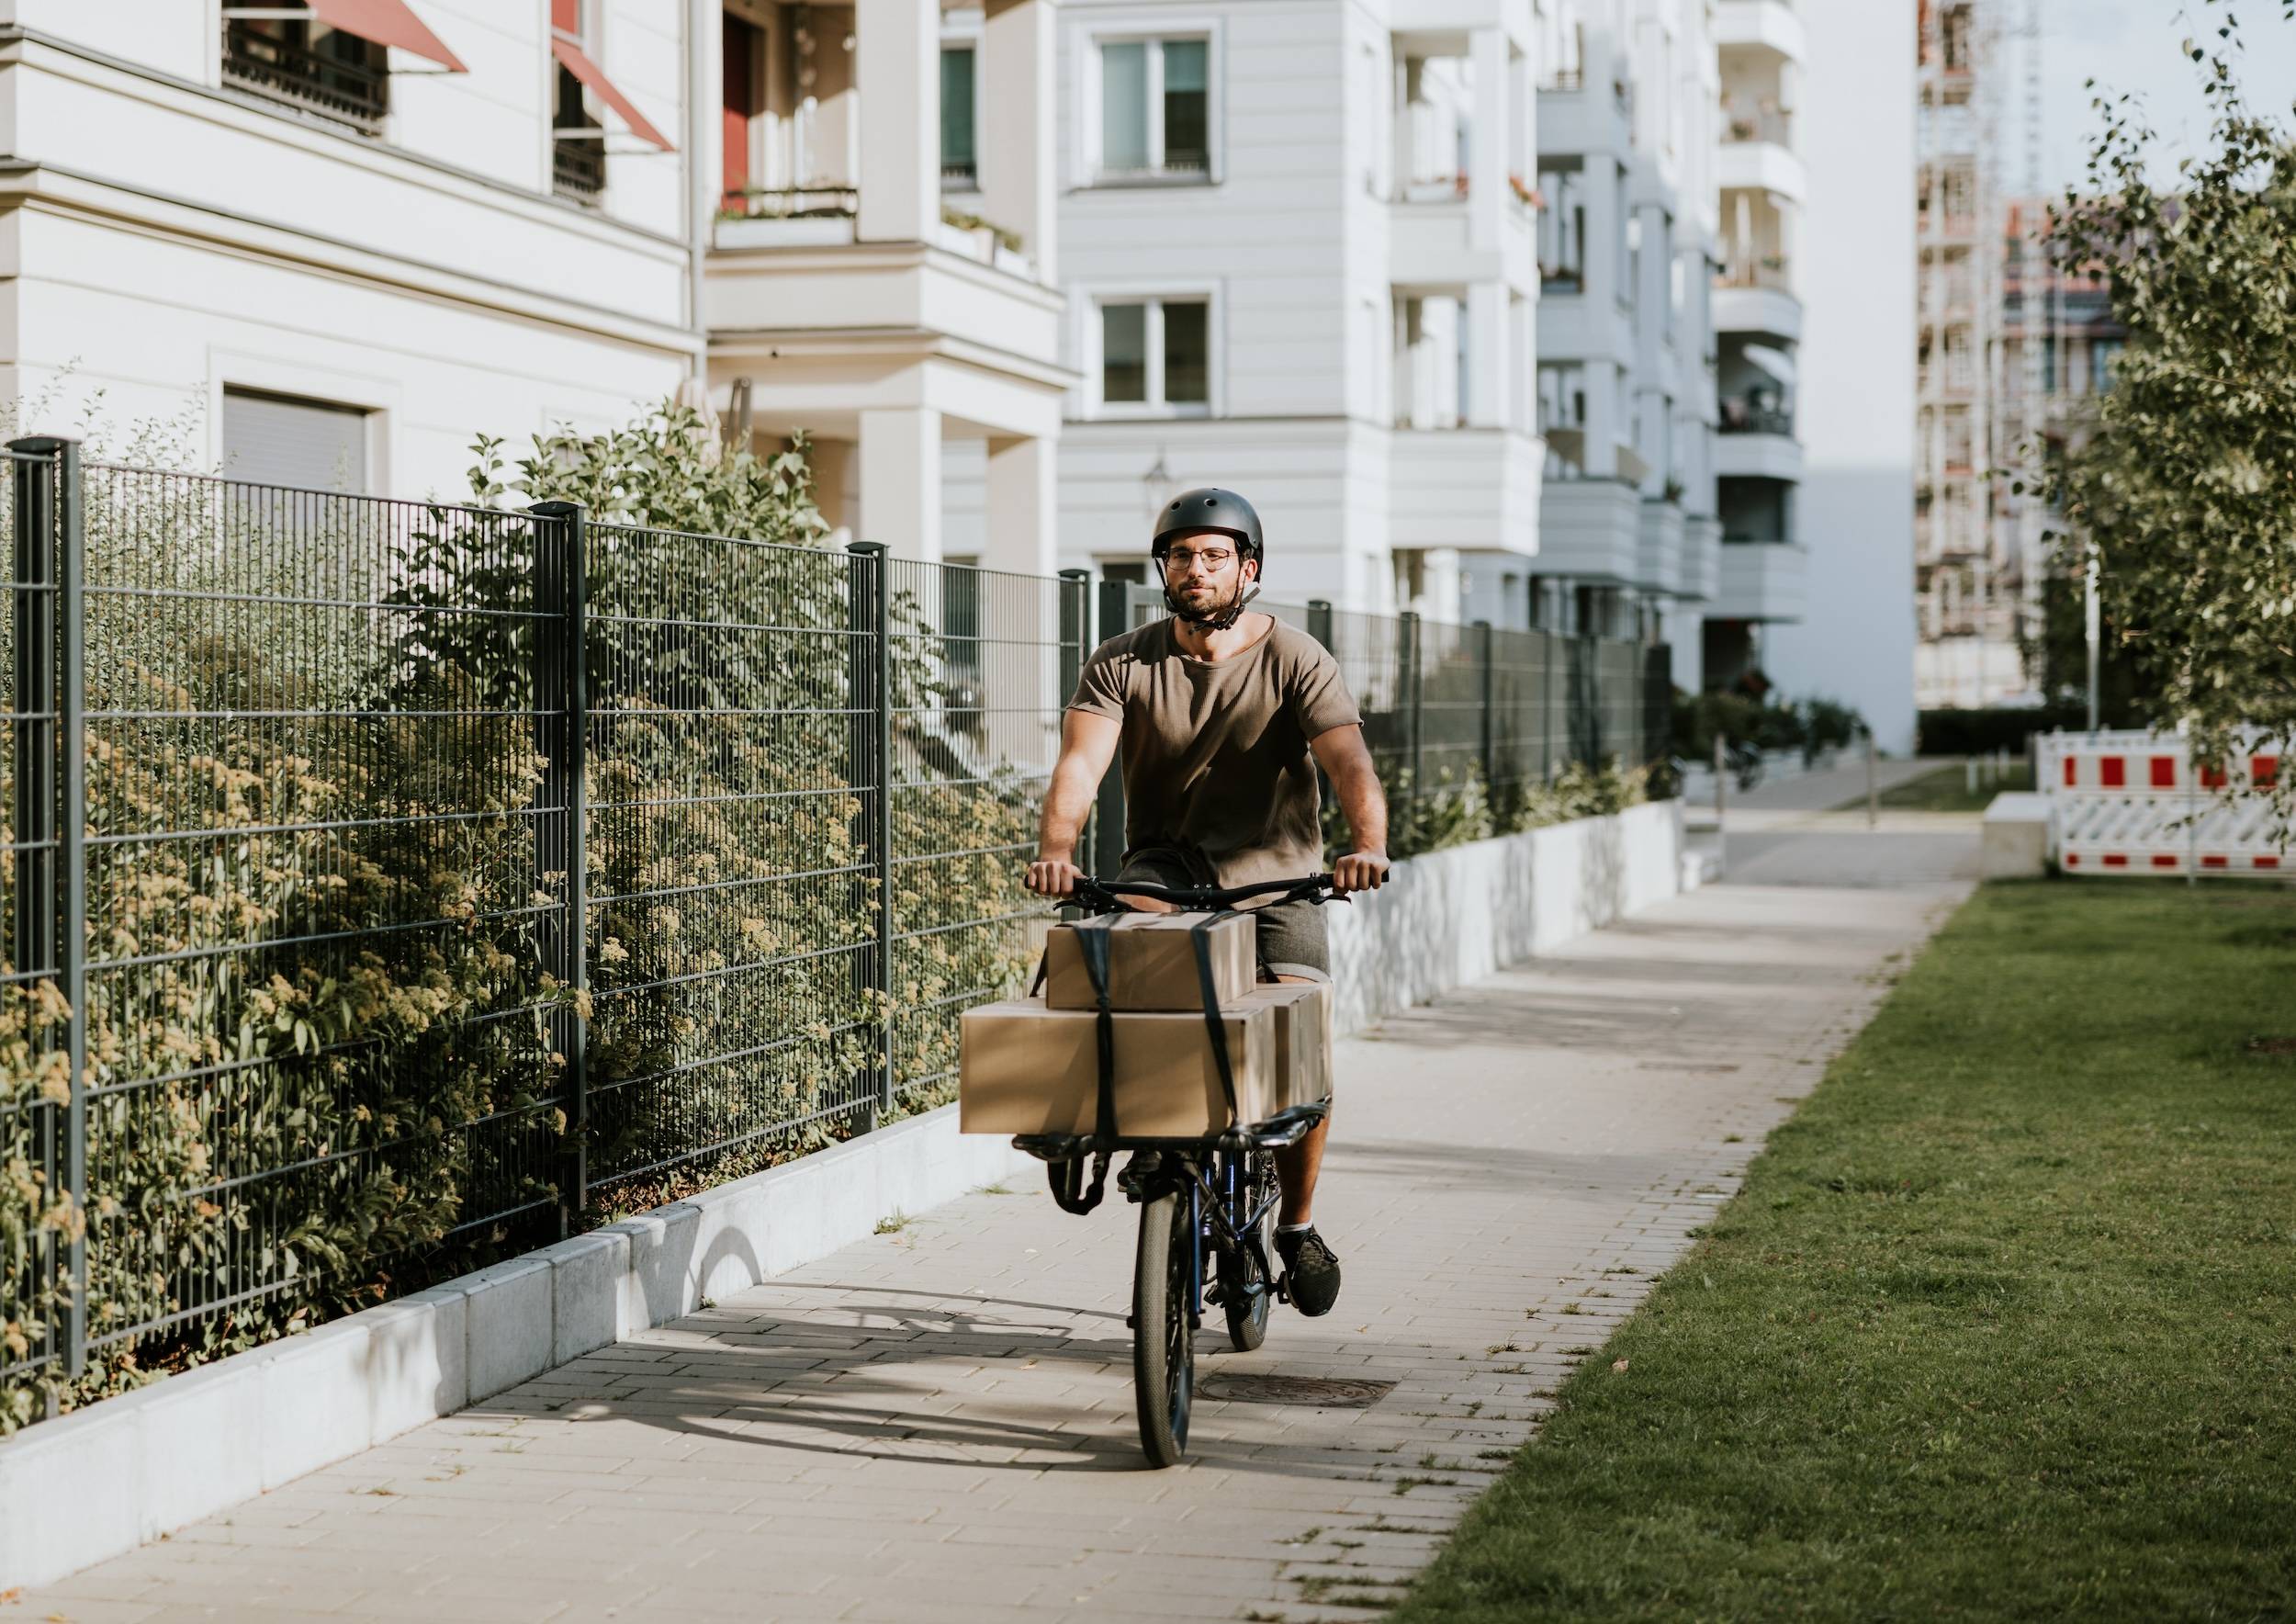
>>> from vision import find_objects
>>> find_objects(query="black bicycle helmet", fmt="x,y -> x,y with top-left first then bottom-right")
1151,487 -> 1263,562
1152,488 -> 1264,630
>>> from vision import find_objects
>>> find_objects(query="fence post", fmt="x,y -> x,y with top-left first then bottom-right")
1474,620 -> 1495,790
1306,598 -> 1334,654
11,437 -> 85,1385
1057,569 -> 1089,870
1540,626 -> 1557,781
847,542 -> 895,1124
1398,612 -> 1422,803
528,501 -> 589,1232
1091,578 -> 1130,875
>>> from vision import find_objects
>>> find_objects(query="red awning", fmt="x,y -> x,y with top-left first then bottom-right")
553,35 -> 675,151
305,0 -> 467,73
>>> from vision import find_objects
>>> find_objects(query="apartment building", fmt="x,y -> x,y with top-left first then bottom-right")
1754,0 -> 1915,750
1701,0 -> 1802,688
1529,0 -> 1722,676
707,0 -> 1065,578
0,1 -> 701,496
1031,0 -> 1546,620
1910,0 -> 2015,707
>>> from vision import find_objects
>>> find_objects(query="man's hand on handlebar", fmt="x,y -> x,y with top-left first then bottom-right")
1332,850 -> 1390,896
1025,856 -> 1086,898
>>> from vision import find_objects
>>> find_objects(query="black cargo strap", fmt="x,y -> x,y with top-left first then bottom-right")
1077,921 -> 1120,1152
1191,913 -> 1242,1127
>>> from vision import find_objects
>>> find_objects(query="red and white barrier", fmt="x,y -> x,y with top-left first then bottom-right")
2038,730 -> 2290,876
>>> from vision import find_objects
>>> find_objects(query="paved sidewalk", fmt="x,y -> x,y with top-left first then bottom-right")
18,846 -> 1974,1624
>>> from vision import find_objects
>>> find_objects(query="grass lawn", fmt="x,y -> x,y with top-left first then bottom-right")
1397,880 -> 2296,1622
1838,759 -> 2037,814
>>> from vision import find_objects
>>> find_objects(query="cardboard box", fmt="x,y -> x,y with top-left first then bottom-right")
1240,981 -> 1335,1110
959,998 -> 1278,1137
1041,912 -> 1256,1012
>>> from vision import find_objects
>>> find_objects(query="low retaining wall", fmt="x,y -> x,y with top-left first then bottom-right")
1327,798 -> 1683,1034
0,798 -> 1684,1589
0,1109 -> 1032,1588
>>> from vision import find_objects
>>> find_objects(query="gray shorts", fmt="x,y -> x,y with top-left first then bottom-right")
1114,851 -> 1331,983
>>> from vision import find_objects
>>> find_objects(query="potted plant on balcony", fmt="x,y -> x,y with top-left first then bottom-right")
1507,174 -> 1543,209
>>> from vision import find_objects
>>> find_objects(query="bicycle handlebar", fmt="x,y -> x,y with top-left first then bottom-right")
1065,873 -> 1340,912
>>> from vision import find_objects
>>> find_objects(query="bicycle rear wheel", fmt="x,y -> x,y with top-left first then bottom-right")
1131,1183 -> 1196,1467
1221,1151 -> 1278,1352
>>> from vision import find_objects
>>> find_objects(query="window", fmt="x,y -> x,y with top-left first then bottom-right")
222,389 -> 369,493
553,0 -> 605,199
1097,298 -> 1211,412
941,47 -> 977,186
1097,38 -> 1211,180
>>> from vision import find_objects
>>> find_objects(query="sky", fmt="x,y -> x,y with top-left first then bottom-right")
2032,0 -> 2296,192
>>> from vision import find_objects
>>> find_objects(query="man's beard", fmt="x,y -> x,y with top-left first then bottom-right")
1166,573 -> 1258,632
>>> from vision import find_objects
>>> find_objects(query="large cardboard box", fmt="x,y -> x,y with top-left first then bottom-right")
1041,912 -> 1255,1012
1239,981 -> 1334,1110
959,998 -> 1278,1137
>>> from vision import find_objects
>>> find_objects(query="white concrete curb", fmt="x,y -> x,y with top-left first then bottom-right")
0,1106 -> 1031,1589
0,798 -> 1683,1590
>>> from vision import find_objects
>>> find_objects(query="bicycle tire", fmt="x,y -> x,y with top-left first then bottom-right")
1131,1185 -> 1194,1467
1221,1152 -> 1277,1352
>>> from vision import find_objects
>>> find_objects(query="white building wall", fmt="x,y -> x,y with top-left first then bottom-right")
3,6 -> 698,498
1758,0 -> 1916,751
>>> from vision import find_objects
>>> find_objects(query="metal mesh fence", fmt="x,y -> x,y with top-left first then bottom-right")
581,519 -> 873,1194
75,466 -> 569,1372
884,559 -> 1078,1108
2,445 -> 1671,1430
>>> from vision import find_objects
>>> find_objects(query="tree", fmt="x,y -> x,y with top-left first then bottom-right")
2041,0 -> 2296,811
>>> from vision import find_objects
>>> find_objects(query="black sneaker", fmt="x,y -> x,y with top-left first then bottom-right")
1276,1227 -> 1342,1317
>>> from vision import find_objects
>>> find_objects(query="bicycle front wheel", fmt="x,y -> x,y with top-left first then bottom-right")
1131,1184 -> 1196,1467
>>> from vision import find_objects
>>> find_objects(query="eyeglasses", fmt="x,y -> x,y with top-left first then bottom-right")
1161,547 -> 1235,571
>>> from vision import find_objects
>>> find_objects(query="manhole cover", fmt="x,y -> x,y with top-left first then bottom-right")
1197,1373 -> 1396,1408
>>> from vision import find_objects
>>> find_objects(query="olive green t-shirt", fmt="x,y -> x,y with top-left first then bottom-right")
1066,615 -> 1363,889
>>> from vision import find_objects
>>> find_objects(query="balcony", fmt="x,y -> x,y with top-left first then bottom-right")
1680,515 -> 1723,604
1389,427 -> 1545,557
1716,131 -> 1806,203
1637,497 -> 1686,597
1538,73 -> 1633,160
1716,400 -> 1801,480
1712,538 -> 1807,623
1715,0 -> 1806,62
1536,477 -> 1641,583
221,20 -> 387,132
1713,280 -> 1801,341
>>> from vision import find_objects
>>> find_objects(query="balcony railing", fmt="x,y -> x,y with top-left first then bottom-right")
941,160 -> 978,189
1541,264 -> 1584,292
1542,67 -> 1585,91
719,186 -> 862,221
221,21 -> 387,131
1719,399 -> 1795,436
1722,109 -> 1792,146
1716,256 -> 1792,292
554,134 -> 605,200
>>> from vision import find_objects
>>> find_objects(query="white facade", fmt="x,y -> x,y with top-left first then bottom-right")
704,0 -> 1069,578
1531,0 -> 1720,655
0,0 -> 701,498
1041,0 -> 1546,620
1756,0 -> 1916,750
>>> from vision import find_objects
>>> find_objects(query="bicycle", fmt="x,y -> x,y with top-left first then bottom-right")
1011,873 -> 1340,1468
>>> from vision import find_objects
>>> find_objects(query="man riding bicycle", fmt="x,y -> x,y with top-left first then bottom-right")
1024,487 -> 1390,1318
